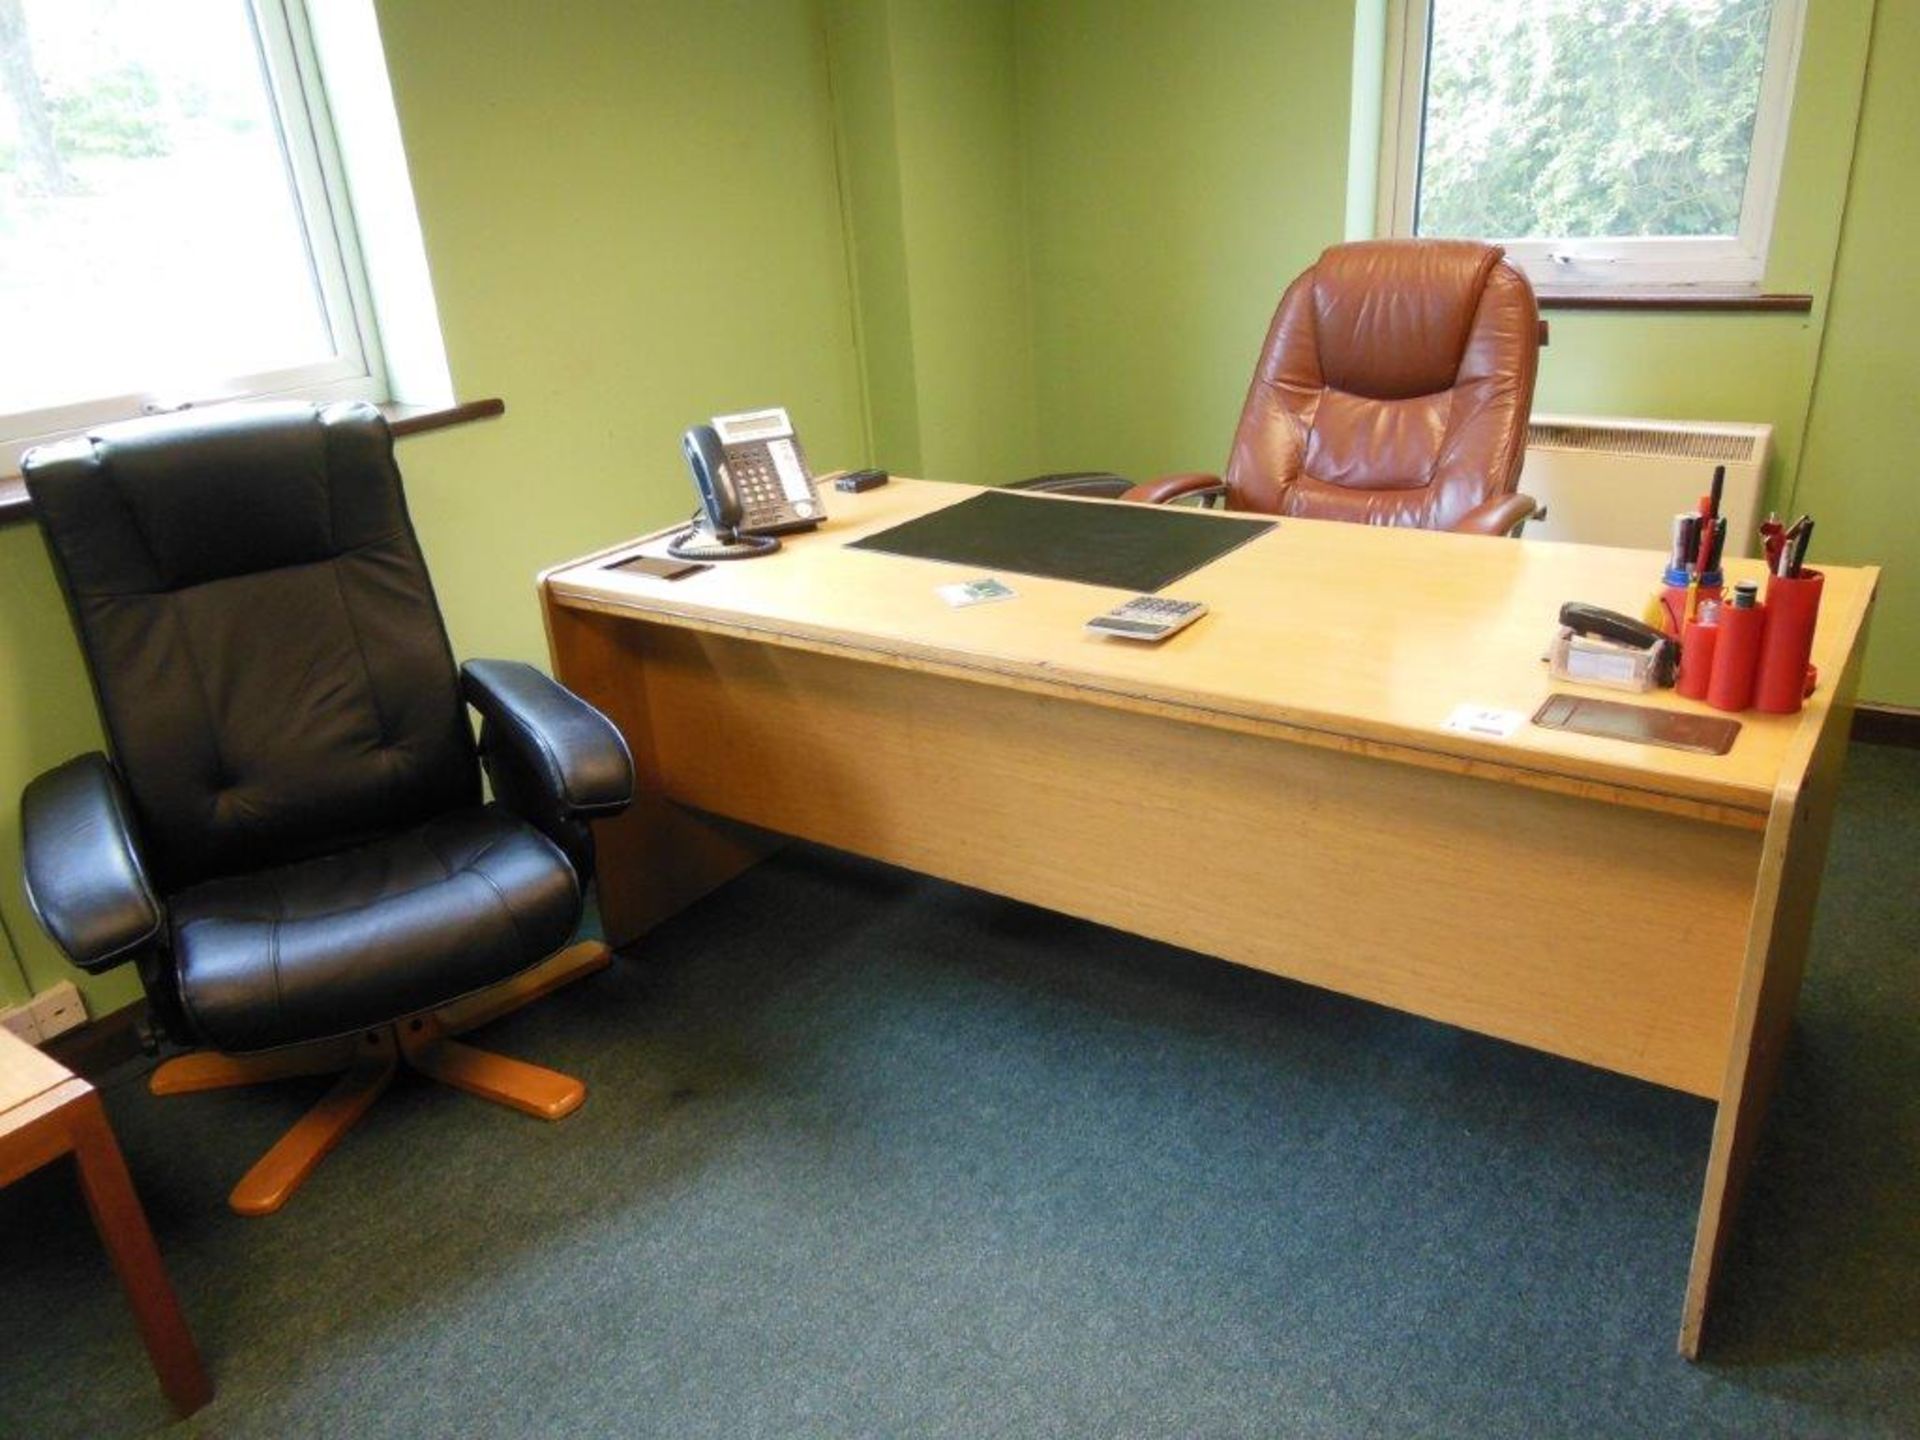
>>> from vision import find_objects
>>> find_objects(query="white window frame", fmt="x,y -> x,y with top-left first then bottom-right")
1378,0 -> 1807,293
2,0 -> 388,473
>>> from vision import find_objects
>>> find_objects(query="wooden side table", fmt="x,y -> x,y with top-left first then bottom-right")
1,1028 -> 211,1417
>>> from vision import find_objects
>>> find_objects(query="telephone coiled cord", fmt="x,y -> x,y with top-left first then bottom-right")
665,513 -> 780,561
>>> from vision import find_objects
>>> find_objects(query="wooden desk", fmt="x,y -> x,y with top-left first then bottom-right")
541,478 -> 1877,1357
0,1029 -> 210,1416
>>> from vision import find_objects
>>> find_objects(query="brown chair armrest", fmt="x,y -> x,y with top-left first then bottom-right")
1451,492 -> 1539,537
1119,472 -> 1224,505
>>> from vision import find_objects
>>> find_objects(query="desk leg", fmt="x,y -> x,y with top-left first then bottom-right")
61,1081 -> 212,1416
1679,654 -> 1858,1358
544,599 -> 776,947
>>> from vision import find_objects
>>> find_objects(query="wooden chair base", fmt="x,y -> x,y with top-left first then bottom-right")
148,941 -> 612,1216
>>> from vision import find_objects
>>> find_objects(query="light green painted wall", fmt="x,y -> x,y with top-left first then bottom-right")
1793,0 -> 1920,705
1017,0 -> 1358,480
375,0 -> 867,662
1346,0 -> 1388,241
827,0 -> 1037,485
0,0 -> 868,1015
825,0 -> 922,472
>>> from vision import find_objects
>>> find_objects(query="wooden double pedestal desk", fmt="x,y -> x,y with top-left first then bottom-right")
541,477 -> 1878,1359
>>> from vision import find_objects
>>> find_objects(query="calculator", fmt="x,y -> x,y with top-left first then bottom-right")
1084,595 -> 1209,642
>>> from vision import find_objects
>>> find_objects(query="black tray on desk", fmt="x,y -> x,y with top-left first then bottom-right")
847,488 -> 1274,593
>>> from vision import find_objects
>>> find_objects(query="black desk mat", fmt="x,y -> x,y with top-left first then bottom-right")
847,489 -> 1275,592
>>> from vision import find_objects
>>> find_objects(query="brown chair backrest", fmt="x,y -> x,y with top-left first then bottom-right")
1222,239 -> 1540,530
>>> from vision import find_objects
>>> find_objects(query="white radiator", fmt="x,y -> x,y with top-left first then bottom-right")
1518,414 -> 1773,557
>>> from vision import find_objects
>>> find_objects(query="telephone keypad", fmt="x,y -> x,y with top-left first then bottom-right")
705,412 -> 824,537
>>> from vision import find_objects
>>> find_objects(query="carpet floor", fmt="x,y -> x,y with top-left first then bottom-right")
2,742 -> 1916,1438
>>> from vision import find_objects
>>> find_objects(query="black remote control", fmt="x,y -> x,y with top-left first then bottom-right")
834,469 -> 889,493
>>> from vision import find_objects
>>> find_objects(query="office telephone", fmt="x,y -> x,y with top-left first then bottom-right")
669,407 -> 823,560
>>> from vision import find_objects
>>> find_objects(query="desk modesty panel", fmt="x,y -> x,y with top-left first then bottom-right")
541,477 -> 1876,1359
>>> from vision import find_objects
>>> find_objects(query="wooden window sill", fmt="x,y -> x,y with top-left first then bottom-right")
1537,290 -> 1813,313
0,398 -> 505,526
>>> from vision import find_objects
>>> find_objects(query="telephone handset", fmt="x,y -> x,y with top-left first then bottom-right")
669,407 -> 823,561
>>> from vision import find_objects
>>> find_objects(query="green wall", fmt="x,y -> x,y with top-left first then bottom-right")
1793,0 -> 1920,708
1017,0 -> 1359,481
827,0 -> 1037,485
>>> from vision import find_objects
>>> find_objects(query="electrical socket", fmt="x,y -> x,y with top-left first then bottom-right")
30,981 -> 87,1043
0,982 -> 87,1047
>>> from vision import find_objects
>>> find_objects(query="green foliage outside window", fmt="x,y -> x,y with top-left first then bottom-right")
47,63 -> 170,160
1418,0 -> 1774,241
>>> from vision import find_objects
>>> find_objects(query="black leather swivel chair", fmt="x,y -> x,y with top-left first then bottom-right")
19,401 -> 635,1215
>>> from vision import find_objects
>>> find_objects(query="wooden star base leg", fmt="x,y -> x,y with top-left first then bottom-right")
148,942 -> 613,1216
228,1033 -> 397,1217
397,1015 -> 586,1120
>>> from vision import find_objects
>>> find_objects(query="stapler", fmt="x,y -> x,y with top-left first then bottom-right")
1551,602 -> 1678,692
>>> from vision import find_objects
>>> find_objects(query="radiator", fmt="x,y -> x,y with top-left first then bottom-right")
1518,414 -> 1773,557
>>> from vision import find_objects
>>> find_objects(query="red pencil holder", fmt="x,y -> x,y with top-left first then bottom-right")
1707,600 -> 1765,712
1659,581 -> 1722,640
1676,613 -> 1719,700
1754,570 -> 1824,715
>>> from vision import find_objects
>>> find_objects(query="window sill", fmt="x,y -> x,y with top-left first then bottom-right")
0,397 -> 505,527
1536,290 -> 1813,314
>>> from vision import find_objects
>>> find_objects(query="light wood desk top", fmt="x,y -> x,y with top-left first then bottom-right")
0,1025 -> 73,1114
544,478 -> 1877,828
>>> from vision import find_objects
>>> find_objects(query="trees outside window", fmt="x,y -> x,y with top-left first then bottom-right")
0,0 -> 382,470
1380,0 -> 1806,292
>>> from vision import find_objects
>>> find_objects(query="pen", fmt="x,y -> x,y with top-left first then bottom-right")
1667,512 -> 1693,576
1791,519 -> 1815,576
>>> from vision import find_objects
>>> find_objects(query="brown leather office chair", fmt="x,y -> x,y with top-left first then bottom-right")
1120,239 -> 1541,535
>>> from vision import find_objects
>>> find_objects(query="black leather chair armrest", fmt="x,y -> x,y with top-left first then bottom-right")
21,753 -> 165,975
1451,492 -> 1539,538
462,660 -> 634,823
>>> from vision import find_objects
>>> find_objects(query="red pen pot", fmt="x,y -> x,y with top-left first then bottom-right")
1707,598 -> 1765,713
1658,580 -> 1721,639
1754,570 -> 1824,714
1676,609 -> 1720,700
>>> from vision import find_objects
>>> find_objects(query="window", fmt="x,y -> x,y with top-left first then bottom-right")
1379,0 -> 1807,293
0,0 -> 425,472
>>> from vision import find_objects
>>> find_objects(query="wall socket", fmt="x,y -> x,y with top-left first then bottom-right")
0,980 -> 88,1047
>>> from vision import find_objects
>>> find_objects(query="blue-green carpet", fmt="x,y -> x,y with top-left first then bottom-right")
1,743 -> 1915,1438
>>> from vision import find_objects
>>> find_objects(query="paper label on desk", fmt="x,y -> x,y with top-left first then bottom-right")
937,577 -> 1017,607
1443,703 -> 1524,740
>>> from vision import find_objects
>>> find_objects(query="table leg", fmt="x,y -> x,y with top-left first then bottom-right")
62,1081 -> 212,1416
1678,638 -> 1861,1357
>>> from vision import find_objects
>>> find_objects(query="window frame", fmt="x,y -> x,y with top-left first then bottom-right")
1377,0 -> 1808,294
1,0 -> 388,474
